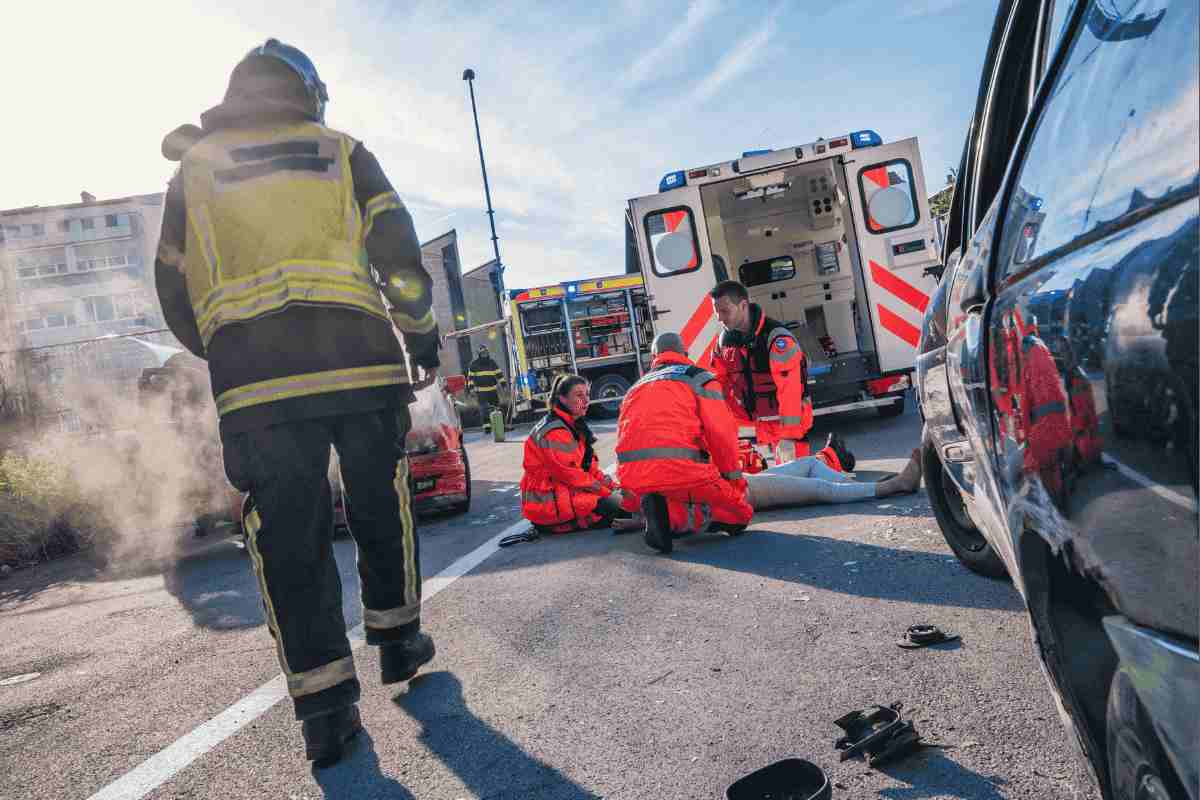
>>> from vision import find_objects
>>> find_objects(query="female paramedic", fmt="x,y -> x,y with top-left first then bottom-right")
520,374 -> 639,533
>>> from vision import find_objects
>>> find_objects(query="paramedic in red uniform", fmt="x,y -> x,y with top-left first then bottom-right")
520,374 -> 637,533
708,280 -> 854,471
617,332 -> 755,554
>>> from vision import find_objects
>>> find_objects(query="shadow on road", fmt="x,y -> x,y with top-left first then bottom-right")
669,530 -> 1021,611
876,749 -> 1009,799
312,730 -> 416,800
393,671 -> 599,799
161,545 -> 265,630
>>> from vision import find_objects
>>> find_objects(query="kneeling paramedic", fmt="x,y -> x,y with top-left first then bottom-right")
709,280 -> 854,471
520,374 -> 638,532
154,39 -> 438,766
617,333 -> 754,554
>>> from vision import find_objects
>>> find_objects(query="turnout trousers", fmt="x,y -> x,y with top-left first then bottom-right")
221,406 -> 421,720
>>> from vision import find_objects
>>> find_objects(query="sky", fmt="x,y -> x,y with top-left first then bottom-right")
0,0 -> 1000,292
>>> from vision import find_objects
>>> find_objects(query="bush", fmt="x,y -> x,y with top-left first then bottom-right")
0,452 -> 103,567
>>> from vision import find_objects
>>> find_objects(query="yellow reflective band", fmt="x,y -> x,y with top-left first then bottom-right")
196,261 -> 376,319
287,656 -> 357,698
393,457 -> 421,608
242,502 -> 293,682
362,602 -> 421,630
470,369 -> 502,377
216,364 -> 407,416
364,191 -> 404,236
188,204 -> 221,286
389,308 -> 436,335
200,282 -> 389,343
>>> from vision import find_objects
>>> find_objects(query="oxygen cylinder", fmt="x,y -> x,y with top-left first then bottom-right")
490,409 -> 505,442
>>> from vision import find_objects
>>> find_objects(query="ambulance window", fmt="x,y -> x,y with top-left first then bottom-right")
739,256 -> 795,287
644,207 -> 701,277
857,160 -> 919,234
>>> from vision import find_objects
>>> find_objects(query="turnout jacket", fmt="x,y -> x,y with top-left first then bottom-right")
710,304 -> 812,444
520,407 -> 612,528
467,354 -> 502,395
616,351 -> 744,494
154,101 -> 440,434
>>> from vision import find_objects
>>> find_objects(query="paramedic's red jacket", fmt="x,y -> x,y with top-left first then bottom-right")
710,303 -> 813,448
616,351 -> 753,530
520,406 -> 611,529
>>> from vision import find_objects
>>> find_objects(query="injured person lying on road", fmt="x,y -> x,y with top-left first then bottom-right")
744,447 -> 923,510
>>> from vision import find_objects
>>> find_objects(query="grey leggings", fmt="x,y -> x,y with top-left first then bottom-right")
745,456 -> 877,509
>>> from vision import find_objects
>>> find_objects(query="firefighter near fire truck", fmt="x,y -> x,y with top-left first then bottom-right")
708,281 -> 854,472
467,344 -> 503,433
153,39 -> 437,766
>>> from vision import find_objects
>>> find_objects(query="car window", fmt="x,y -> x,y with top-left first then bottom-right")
996,0 -> 1196,278
1044,0 -> 1079,62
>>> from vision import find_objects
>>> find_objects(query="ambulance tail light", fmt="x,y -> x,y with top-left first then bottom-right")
659,170 -> 686,192
851,129 -> 882,149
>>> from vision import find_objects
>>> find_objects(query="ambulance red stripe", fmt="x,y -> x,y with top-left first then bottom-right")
870,260 -> 929,313
877,304 -> 921,348
679,299 -> 714,348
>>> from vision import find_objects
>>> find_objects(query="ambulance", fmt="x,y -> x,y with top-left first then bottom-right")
627,130 -> 941,418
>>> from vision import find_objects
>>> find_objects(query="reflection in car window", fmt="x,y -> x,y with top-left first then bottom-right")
1044,0 -> 1078,63
998,0 -> 1196,276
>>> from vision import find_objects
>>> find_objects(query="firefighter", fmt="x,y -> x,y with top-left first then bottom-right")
467,344 -> 503,433
617,332 -> 755,554
520,374 -> 637,533
154,40 -> 438,766
708,281 -> 854,471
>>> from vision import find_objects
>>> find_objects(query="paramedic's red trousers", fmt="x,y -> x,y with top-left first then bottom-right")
651,479 -> 754,533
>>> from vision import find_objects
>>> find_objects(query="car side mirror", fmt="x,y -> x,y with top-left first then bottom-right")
959,263 -> 987,313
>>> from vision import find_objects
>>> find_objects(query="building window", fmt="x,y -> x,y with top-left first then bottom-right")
84,296 -> 115,322
17,267 -> 36,279
81,218 -> 95,231
30,223 -> 45,237
106,215 -> 119,227
5,225 -> 21,239
59,219 -> 73,232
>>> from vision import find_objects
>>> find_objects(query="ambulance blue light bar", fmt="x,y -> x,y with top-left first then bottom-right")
741,149 -> 771,157
850,130 -> 882,149
658,170 -> 686,192
565,282 -> 579,294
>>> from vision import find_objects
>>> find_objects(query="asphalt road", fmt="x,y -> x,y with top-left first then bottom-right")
0,399 -> 1097,800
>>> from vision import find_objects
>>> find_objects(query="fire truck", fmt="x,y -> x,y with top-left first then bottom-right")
508,274 -> 655,417
627,130 -> 941,418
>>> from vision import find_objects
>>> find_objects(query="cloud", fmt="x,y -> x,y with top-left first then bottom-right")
898,0 -> 970,20
687,14 -> 777,105
622,0 -> 722,88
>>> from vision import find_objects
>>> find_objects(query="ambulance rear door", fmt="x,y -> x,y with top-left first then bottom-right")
843,137 -> 940,374
628,186 -> 724,364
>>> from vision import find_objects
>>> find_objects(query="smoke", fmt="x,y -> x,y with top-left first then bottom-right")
22,357 -> 233,573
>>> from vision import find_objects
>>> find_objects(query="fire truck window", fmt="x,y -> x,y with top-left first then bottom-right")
644,207 -> 701,276
739,256 -> 796,287
858,159 -> 919,233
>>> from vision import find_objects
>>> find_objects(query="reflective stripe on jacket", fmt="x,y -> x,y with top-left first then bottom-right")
616,351 -> 744,495
467,356 -> 502,393
520,408 -> 611,527
710,304 -> 812,443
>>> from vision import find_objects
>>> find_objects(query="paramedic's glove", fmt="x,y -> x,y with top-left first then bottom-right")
411,365 -> 439,391
776,438 -> 799,465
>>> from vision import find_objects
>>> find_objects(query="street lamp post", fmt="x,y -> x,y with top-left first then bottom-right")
462,69 -> 504,295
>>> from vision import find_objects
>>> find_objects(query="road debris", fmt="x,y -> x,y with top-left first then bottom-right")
725,757 -> 831,800
834,702 -> 923,767
897,624 -> 961,649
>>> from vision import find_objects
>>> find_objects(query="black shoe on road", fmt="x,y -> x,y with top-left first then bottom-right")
825,432 -> 856,472
380,632 -> 436,684
641,494 -> 673,554
302,704 -> 362,767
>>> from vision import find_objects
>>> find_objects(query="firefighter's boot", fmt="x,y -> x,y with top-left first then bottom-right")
380,632 -> 436,684
641,494 -> 672,554
302,704 -> 362,767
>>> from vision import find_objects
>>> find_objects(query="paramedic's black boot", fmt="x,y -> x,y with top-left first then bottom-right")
641,494 -> 672,554
302,704 -> 362,767
708,521 -> 748,536
380,632 -> 436,684
824,433 -> 856,472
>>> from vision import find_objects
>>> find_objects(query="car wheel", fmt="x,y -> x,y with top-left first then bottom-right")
1107,669 -> 1185,800
449,445 -> 472,515
588,374 -> 631,420
878,395 -> 905,419
923,442 -> 1007,578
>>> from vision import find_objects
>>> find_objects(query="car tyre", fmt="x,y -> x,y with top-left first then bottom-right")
588,374 -> 631,420
449,445 -> 472,515
1107,669 -> 1184,800
877,395 -> 906,419
923,442 -> 1007,579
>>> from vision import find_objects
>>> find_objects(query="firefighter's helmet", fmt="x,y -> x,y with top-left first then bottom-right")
233,39 -> 329,123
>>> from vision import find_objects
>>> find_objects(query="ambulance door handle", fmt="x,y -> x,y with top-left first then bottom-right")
779,291 -> 788,298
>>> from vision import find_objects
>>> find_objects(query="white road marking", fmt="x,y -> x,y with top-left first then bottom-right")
86,517 -> 529,800
1102,454 -> 1198,514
